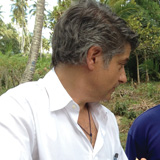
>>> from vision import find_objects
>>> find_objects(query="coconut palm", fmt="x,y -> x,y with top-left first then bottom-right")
11,0 -> 28,53
47,0 -> 71,31
29,0 -> 49,57
20,0 -> 45,83
29,0 -> 49,28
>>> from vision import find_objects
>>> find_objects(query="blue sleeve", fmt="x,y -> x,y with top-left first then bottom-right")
126,105 -> 160,160
125,133 -> 137,160
126,129 -> 147,160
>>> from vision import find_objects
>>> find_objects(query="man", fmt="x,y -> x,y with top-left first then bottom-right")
0,0 -> 138,159
126,104 -> 160,160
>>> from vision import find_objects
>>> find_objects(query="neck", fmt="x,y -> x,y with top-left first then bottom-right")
55,64 -> 90,110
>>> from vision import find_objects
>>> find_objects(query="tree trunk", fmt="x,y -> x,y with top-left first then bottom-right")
136,52 -> 140,85
23,25 -> 30,55
40,37 -> 43,58
21,27 -> 24,54
20,0 -> 45,83
144,51 -> 149,82
21,7 -> 25,54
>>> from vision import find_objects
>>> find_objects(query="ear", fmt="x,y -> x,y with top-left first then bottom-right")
86,46 -> 102,70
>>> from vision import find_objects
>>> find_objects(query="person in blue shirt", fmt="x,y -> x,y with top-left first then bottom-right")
126,105 -> 160,160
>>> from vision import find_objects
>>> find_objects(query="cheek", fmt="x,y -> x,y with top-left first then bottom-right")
106,71 -> 119,81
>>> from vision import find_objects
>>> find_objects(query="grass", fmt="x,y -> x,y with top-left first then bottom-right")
102,82 -> 160,149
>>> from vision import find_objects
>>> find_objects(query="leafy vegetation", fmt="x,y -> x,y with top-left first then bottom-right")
0,53 -> 51,95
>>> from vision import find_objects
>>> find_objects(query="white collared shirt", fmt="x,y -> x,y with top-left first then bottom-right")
0,68 -> 128,160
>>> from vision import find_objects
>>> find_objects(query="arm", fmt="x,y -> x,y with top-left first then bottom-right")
0,94 -> 35,159
126,120 -> 148,160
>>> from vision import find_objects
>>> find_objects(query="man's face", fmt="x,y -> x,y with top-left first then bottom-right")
91,43 -> 131,101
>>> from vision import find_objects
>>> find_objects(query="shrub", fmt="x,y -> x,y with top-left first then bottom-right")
114,102 -> 128,116
0,53 -> 52,95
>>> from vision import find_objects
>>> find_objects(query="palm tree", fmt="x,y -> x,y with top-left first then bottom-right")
29,0 -> 49,57
29,0 -> 49,27
11,0 -> 28,53
29,1 -> 37,17
42,37 -> 50,54
20,0 -> 45,83
48,0 -> 71,31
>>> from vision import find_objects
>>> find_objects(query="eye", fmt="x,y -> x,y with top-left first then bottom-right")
119,64 -> 125,70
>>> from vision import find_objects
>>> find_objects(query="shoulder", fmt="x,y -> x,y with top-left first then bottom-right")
129,105 -> 160,137
1,80 -> 42,99
0,79 -> 48,111
132,105 -> 160,126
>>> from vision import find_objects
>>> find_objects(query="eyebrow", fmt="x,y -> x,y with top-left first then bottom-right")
119,58 -> 129,64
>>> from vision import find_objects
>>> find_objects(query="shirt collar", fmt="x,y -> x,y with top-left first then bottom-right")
41,69 -> 108,128
41,68 -> 73,112
89,102 -> 108,136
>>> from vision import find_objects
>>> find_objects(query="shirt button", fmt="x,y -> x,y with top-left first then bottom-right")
72,104 -> 76,109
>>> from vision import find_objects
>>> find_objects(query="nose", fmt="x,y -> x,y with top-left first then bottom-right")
119,68 -> 127,84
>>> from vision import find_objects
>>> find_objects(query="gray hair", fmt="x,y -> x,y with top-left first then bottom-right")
51,0 -> 139,67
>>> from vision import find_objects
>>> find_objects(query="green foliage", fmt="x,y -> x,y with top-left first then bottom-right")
106,0 -> 160,83
48,0 -> 71,30
0,54 -> 51,95
114,101 -> 128,116
135,0 -> 160,25
146,83 -> 158,98
42,37 -> 50,53
114,101 -> 137,120
119,116 -> 133,149
107,0 -> 140,19
11,0 -> 28,27
127,110 -> 137,120
0,22 -> 20,55
0,53 -> 27,95
127,11 -> 160,53
114,0 -> 160,82
10,0 -> 30,54
34,54 -> 51,80
139,59 -> 160,81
